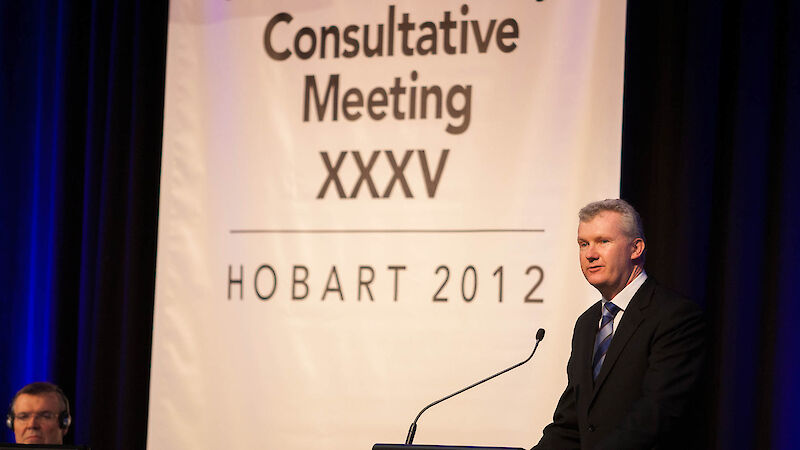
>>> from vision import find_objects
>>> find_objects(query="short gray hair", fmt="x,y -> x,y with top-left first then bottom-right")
578,199 -> 645,241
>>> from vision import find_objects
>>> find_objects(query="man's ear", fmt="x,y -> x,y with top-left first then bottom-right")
631,237 -> 645,260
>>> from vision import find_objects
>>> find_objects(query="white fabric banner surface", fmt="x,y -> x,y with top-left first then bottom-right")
149,1 -> 627,449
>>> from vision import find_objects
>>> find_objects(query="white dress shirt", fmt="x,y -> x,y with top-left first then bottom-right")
599,271 -> 648,332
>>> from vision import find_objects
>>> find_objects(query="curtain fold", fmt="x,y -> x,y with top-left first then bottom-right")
621,1 -> 800,448
0,1 -> 167,448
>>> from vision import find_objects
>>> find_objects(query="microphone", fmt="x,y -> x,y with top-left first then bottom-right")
404,328 -> 546,445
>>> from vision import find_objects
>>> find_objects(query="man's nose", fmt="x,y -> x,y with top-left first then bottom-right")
584,245 -> 599,260
26,416 -> 42,428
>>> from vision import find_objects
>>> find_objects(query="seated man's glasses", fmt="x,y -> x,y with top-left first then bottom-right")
12,412 -> 59,423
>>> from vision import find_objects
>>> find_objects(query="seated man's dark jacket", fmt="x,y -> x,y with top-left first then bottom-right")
533,277 -> 705,450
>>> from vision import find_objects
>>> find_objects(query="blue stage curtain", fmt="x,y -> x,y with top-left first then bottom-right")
622,0 -> 800,448
0,0 -> 167,448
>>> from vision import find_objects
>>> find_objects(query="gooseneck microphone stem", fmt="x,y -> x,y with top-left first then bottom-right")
404,328 -> 545,445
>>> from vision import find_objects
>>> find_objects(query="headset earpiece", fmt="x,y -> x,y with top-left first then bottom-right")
58,410 -> 71,430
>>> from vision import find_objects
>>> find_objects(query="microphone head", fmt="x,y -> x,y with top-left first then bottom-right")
536,328 -> 545,341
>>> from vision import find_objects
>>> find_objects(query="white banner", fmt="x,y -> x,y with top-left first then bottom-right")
149,1 -> 627,449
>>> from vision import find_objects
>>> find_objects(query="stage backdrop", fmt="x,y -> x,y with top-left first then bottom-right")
148,1 -> 627,448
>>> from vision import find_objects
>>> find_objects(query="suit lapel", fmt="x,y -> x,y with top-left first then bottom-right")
577,302 -> 602,393
591,278 -> 655,398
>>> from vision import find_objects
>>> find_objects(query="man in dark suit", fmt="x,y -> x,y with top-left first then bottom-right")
533,199 -> 705,450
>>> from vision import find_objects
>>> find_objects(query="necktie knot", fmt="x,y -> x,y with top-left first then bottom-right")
604,301 -> 620,317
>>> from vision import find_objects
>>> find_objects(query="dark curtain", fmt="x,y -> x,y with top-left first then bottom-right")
622,0 -> 800,448
2,0 -> 798,449
0,0 -> 167,448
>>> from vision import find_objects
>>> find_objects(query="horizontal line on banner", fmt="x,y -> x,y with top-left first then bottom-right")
230,228 -> 545,234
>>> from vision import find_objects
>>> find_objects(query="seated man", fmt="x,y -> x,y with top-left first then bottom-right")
6,382 -> 71,445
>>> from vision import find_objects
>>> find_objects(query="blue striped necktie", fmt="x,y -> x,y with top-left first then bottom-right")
592,301 -> 621,380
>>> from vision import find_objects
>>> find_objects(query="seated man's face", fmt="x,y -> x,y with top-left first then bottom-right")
12,393 -> 66,444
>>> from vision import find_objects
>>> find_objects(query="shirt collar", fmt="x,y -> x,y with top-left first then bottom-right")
602,271 -> 647,311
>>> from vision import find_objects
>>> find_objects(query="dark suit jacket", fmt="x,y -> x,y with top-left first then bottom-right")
533,278 -> 705,450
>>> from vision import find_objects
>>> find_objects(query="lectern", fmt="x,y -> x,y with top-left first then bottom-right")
373,444 -> 524,450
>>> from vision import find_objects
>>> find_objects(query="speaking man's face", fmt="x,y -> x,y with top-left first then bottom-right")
12,393 -> 67,445
577,211 -> 642,300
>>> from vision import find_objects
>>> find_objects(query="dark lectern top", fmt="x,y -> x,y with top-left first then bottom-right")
373,444 -> 524,450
